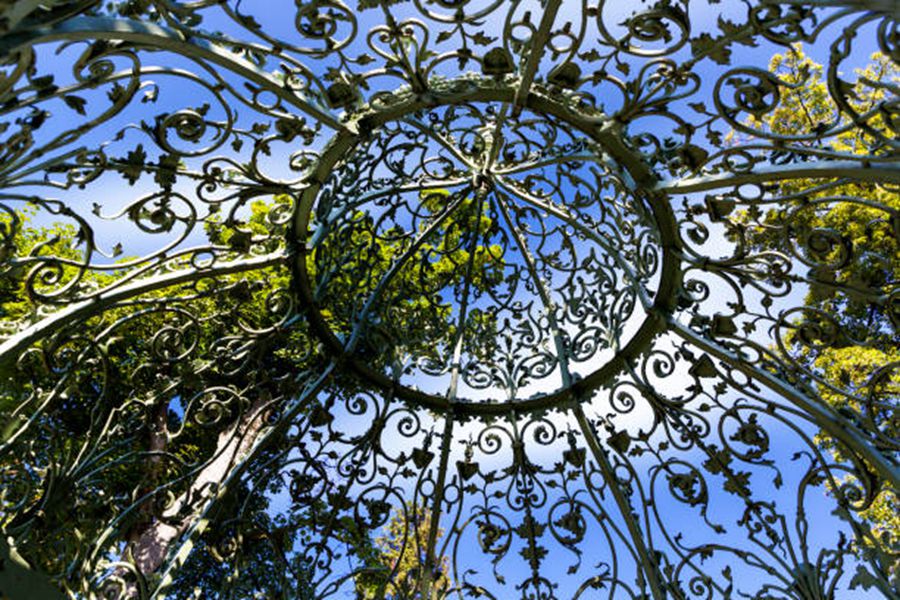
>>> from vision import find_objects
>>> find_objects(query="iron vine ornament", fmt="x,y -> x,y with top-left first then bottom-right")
0,0 -> 897,598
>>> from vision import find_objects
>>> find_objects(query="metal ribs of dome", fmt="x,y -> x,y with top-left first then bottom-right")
293,81 -> 680,413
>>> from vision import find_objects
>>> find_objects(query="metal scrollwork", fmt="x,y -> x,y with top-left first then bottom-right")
0,1 -> 897,599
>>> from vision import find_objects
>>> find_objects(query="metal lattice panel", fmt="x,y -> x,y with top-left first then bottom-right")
0,1 -> 897,598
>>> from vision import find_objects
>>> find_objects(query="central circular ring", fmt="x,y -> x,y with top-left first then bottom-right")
293,78 -> 678,415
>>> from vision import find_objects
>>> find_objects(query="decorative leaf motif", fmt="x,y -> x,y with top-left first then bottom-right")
723,471 -> 752,496
690,32 -> 732,65
63,95 -> 87,115
115,145 -> 147,185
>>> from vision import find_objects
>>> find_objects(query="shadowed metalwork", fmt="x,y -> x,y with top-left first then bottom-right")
0,1 -> 897,598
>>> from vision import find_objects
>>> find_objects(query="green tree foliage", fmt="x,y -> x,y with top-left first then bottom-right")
355,501 -> 451,600
0,187 -> 497,596
0,196 -> 299,591
737,45 -> 898,578
312,188 -> 503,371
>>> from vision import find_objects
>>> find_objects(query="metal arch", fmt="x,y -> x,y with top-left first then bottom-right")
511,0 -> 563,117
291,79 -> 681,414
0,251 -> 286,371
655,161 -> 900,194
0,16 -> 348,133
668,319 -> 899,487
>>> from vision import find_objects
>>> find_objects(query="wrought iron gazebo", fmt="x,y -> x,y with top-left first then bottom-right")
0,1 -> 897,598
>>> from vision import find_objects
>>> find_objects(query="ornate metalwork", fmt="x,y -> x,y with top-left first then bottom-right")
0,1 -> 896,598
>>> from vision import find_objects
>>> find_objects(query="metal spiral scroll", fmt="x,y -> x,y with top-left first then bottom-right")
0,1 -> 896,599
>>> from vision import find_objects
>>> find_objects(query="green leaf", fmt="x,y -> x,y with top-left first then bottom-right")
702,447 -> 732,475
717,18 -> 754,47
31,75 -> 54,89
849,565 -> 879,590
235,13 -> 261,29
154,153 -> 180,188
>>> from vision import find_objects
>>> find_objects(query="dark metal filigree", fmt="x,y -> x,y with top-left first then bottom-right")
0,1 -> 897,599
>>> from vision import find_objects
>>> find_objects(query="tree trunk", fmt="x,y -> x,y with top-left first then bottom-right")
118,397 -> 269,596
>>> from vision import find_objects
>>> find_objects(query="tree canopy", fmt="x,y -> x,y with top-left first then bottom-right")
1,186 -> 495,598
737,45 -> 899,583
